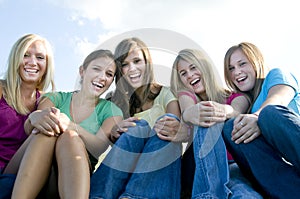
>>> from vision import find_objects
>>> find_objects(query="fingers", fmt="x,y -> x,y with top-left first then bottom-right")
231,115 -> 260,144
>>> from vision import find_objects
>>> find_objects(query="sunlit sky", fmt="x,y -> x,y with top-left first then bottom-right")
1,0 -> 299,93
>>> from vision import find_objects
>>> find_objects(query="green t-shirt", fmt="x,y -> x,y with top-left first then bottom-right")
43,91 -> 123,168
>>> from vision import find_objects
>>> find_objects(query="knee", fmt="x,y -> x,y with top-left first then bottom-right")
258,105 -> 282,128
223,119 -> 234,142
56,130 -> 82,149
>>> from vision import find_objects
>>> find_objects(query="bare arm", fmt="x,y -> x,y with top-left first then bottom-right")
254,84 -> 294,115
68,115 -> 123,158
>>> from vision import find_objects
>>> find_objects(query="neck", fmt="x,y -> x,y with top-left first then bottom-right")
73,90 -> 98,107
20,83 -> 37,99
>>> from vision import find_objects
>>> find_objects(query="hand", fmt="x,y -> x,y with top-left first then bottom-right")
110,117 -> 139,142
154,115 -> 180,141
231,114 -> 261,144
57,113 -> 72,134
29,107 -> 61,136
187,101 -> 226,127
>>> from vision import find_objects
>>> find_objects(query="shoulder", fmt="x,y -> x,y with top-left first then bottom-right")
178,90 -> 197,104
265,68 -> 299,90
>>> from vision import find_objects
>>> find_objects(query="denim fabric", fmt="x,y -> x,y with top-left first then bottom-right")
228,163 -> 263,199
0,173 -> 16,199
259,105 -> 300,170
90,113 -> 182,199
192,123 -> 231,199
223,106 -> 300,199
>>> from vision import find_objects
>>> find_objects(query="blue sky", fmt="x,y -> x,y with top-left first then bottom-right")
1,0 -> 299,92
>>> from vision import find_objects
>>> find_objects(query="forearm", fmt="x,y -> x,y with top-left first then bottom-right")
71,124 -> 110,158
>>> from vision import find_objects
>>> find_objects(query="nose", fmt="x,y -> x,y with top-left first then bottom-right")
27,56 -> 37,66
234,67 -> 242,75
128,62 -> 137,71
186,70 -> 193,79
97,71 -> 107,81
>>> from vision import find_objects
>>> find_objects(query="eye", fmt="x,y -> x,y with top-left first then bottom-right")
24,53 -> 30,57
121,63 -> 128,68
37,55 -> 45,60
228,65 -> 235,71
133,59 -> 141,64
240,62 -> 247,67
179,71 -> 186,77
190,64 -> 196,70
106,71 -> 114,77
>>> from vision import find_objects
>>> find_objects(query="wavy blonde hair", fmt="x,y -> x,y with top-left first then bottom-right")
171,48 -> 229,103
1,33 -> 55,114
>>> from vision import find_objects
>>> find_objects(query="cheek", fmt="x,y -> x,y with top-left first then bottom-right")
179,76 -> 187,86
121,67 -> 128,75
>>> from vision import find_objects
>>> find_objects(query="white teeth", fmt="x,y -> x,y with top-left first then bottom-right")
92,81 -> 104,88
237,76 -> 246,82
25,69 -> 38,73
190,78 -> 199,85
129,73 -> 140,78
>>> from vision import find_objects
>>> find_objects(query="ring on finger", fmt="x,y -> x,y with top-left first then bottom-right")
240,122 -> 245,127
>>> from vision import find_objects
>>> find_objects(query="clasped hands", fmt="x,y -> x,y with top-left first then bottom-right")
110,116 -> 183,142
29,107 -> 71,137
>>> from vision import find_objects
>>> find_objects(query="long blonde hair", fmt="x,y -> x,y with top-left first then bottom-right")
224,42 -> 268,111
171,48 -> 229,103
1,33 -> 55,114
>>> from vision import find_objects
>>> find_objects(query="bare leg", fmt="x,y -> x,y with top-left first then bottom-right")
11,134 -> 57,199
55,130 -> 90,199
4,135 -> 33,174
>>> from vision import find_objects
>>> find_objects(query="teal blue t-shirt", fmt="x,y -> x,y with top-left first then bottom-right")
251,68 -> 300,115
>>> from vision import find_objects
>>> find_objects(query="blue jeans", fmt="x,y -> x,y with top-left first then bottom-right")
228,163 -> 263,199
223,105 -> 300,198
89,113 -> 182,199
192,123 -> 230,199
0,172 -> 16,199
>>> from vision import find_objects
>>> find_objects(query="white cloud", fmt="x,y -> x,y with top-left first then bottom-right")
49,0 -> 300,79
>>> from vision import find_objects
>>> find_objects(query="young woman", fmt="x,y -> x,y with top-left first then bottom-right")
11,49 -> 123,199
223,42 -> 300,198
171,49 -> 262,198
89,37 -> 186,199
0,33 -> 55,198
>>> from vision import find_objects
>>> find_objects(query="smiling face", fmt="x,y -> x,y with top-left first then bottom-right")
121,48 -> 146,89
228,49 -> 256,92
177,58 -> 206,97
80,56 -> 116,97
19,40 -> 47,85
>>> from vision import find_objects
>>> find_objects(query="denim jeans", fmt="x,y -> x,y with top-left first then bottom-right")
0,172 -> 16,199
89,113 -> 182,199
223,105 -> 300,198
228,163 -> 263,199
192,123 -> 231,199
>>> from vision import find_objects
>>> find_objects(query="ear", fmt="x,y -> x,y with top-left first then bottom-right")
79,65 -> 84,78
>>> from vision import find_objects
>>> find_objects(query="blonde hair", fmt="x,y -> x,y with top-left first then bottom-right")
171,49 -> 229,103
224,42 -> 269,109
1,33 -> 55,114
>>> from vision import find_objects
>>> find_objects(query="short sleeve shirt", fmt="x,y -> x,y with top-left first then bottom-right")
134,87 -> 177,128
44,91 -> 123,135
251,68 -> 300,115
